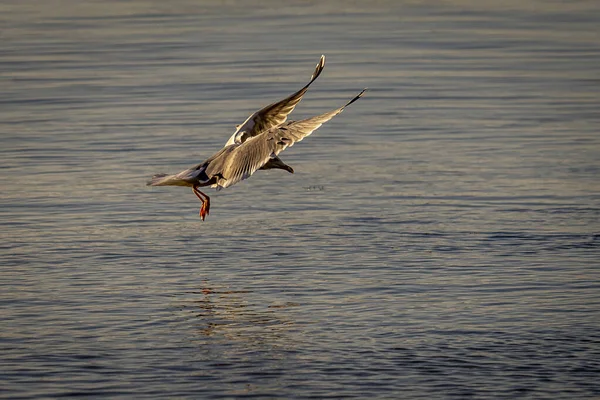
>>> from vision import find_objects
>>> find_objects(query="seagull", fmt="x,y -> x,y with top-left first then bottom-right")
147,55 -> 366,220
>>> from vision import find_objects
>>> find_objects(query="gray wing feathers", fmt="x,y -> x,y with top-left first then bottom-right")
276,88 -> 367,145
208,89 -> 366,190
225,55 -> 326,146
206,141 -> 273,189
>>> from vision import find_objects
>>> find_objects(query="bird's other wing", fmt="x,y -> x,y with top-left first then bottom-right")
272,89 -> 367,148
208,89 -> 367,190
224,55 -> 326,147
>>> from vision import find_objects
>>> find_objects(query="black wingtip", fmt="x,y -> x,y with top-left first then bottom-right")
345,88 -> 367,108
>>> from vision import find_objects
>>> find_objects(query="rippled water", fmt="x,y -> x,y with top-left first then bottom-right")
2,0 -> 600,398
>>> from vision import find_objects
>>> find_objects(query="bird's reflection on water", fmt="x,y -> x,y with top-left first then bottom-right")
170,281 -> 297,344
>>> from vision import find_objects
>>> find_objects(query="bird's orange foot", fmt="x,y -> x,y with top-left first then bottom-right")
199,204 -> 207,221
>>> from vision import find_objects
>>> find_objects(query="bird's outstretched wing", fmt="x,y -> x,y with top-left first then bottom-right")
224,55 -> 326,147
208,89 -> 367,190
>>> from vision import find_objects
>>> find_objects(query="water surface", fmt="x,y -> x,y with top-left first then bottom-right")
1,0 -> 600,398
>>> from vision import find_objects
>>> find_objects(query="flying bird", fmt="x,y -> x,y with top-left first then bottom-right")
147,55 -> 366,220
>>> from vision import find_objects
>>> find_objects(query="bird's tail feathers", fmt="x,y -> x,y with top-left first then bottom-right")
147,173 -> 189,186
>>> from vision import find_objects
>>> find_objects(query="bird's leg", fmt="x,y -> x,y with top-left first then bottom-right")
192,185 -> 211,221
200,190 -> 211,217
192,187 -> 207,220
192,186 -> 205,218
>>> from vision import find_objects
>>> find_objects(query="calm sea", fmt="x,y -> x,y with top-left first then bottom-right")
1,0 -> 599,398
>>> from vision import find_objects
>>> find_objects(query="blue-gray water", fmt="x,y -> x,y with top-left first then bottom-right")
2,0 -> 600,398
